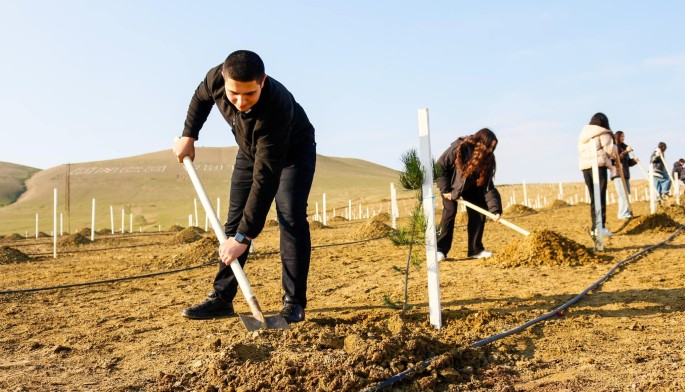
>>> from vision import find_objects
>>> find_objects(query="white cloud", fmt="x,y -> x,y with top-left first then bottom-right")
642,53 -> 685,67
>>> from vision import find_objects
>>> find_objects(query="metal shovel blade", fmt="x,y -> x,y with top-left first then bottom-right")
239,313 -> 290,331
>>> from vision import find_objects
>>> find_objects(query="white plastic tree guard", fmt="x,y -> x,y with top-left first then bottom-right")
418,108 -> 442,330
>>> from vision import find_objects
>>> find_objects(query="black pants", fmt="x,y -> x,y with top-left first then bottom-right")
436,187 -> 487,257
582,167 -> 608,231
214,144 -> 316,308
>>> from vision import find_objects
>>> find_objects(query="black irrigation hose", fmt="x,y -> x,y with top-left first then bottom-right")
0,235 -> 390,295
362,225 -> 684,391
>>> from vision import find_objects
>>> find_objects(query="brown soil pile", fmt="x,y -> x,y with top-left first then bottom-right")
328,216 -> 348,223
58,233 -> 91,247
354,220 -> 394,239
549,199 -> 571,209
0,246 -> 30,264
371,212 -> 391,223
7,233 -> 24,241
173,237 -> 219,265
310,221 -> 328,230
168,225 -> 185,232
493,230 -> 601,267
78,227 -> 92,237
169,227 -> 206,244
504,204 -> 537,215
37,231 -> 50,238
96,229 -> 112,235
265,220 -> 279,228
622,213 -> 680,235
156,311 -> 504,392
662,205 -> 685,224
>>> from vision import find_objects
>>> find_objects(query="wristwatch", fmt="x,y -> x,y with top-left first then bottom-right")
234,232 -> 251,245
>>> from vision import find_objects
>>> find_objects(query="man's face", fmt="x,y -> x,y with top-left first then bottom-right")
617,134 -> 625,144
224,76 -> 265,112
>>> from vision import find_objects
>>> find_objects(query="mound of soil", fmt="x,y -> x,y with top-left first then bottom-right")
504,204 -> 537,215
371,212 -> 391,224
173,237 -> 219,265
37,231 -> 50,238
96,228 -> 112,235
493,230 -> 601,267
549,199 -> 571,209
328,216 -> 348,223
310,221 -> 328,230
78,227 -> 92,237
156,311 -> 501,392
622,213 -> 680,235
58,233 -> 91,247
354,220 -> 394,239
662,205 -> 685,224
169,227 -> 206,244
168,225 -> 185,232
0,246 -> 30,264
7,233 -> 24,241
265,220 -> 279,228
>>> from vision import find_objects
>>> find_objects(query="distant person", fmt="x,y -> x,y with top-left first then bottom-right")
673,158 -> 685,194
173,50 -> 316,323
650,142 -> 671,200
578,112 -> 617,237
435,128 -> 502,261
611,131 -> 638,220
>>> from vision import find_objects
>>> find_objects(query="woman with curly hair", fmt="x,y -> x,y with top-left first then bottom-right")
435,128 -> 502,260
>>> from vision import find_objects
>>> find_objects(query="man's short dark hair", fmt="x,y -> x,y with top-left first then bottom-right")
658,142 -> 667,151
222,50 -> 265,83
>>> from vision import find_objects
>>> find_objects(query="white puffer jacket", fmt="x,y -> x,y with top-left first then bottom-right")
577,124 -> 617,171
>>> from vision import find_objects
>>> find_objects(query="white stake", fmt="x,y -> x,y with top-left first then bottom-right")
649,166 -> 656,214
348,200 -> 352,220
35,212 -> 38,239
523,181 -> 528,207
91,198 -> 95,241
188,214 -> 193,227
194,198 -> 199,227
322,193 -> 327,226
110,206 -> 114,234
390,183 -> 398,229
60,213 -> 63,236
53,188 -> 57,258
121,209 -> 125,234
129,213 -> 133,234
418,108 -> 442,329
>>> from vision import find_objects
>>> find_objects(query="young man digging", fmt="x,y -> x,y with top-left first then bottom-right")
173,50 -> 316,323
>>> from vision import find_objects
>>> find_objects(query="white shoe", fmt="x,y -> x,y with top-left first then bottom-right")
470,250 -> 493,259
601,228 -> 613,237
437,252 -> 446,262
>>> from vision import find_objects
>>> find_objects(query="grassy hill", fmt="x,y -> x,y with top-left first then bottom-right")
0,147 -> 413,235
0,162 -> 40,207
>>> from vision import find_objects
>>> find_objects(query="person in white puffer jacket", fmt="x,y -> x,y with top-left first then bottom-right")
577,112 -> 618,237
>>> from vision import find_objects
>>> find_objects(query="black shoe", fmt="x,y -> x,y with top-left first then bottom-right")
181,296 -> 235,319
279,300 -> 305,324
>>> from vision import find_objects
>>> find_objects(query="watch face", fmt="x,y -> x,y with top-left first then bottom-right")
235,233 -> 248,244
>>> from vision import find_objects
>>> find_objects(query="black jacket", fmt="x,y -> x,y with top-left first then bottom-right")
674,161 -> 685,181
182,64 -> 315,238
435,138 -> 502,214
615,142 -> 638,180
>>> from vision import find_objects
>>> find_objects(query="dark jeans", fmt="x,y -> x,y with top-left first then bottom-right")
436,187 -> 487,257
582,167 -> 608,231
214,144 -> 316,308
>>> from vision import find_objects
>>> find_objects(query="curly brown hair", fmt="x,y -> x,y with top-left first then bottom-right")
455,128 -> 498,186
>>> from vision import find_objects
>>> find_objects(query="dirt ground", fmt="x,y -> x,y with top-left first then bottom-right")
1,200 -> 685,391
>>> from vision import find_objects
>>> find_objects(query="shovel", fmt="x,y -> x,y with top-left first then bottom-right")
458,198 -> 531,236
180,155 -> 289,331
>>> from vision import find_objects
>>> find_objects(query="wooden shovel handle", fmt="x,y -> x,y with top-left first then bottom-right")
458,198 -> 530,236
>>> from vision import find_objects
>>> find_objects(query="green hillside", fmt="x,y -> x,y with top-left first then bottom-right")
0,162 -> 40,207
0,148 -> 413,235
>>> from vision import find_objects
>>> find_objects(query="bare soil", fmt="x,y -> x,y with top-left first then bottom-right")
1,201 -> 685,391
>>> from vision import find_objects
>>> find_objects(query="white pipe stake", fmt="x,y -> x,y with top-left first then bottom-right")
418,108 -> 442,330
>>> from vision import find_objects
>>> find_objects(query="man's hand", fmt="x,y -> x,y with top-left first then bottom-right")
442,193 -> 452,201
174,136 -> 196,163
493,214 -> 501,223
219,237 -> 248,265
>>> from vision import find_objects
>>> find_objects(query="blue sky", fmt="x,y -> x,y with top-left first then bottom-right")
1,1 -> 683,184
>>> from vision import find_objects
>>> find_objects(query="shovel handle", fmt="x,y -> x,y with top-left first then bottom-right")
181,155 -> 266,323
458,198 -> 531,236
